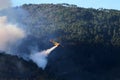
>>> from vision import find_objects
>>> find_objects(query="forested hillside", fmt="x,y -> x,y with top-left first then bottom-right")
0,4 -> 120,80
20,3 -> 120,46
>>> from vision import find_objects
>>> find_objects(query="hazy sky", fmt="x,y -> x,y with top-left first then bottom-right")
12,0 -> 120,10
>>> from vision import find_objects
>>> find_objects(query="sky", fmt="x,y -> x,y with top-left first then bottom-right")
12,0 -> 120,10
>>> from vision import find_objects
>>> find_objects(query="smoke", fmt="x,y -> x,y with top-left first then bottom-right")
0,0 -> 58,70
0,0 -> 26,52
0,0 -> 11,10
0,15 -> 58,70
0,16 -> 26,52
30,46 -> 58,69
0,15 -> 57,70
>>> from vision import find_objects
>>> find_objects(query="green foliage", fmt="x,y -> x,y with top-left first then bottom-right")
20,4 -> 120,46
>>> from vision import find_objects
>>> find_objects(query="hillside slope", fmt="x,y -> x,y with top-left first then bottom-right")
21,4 -> 120,46
0,4 -> 120,80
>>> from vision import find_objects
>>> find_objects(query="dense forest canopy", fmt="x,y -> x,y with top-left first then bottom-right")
19,3 -> 120,46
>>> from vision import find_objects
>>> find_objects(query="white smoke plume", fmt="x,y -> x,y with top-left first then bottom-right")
0,15 -> 57,70
30,46 -> 58,69
0,0 -> 11,10
0,0 -> 57,70
0,16 -> 26,51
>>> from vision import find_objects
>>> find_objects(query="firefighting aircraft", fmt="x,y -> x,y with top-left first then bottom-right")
50,39 -> 64,47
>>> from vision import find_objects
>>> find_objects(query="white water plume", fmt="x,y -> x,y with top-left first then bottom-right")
30,46 -> 58,69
